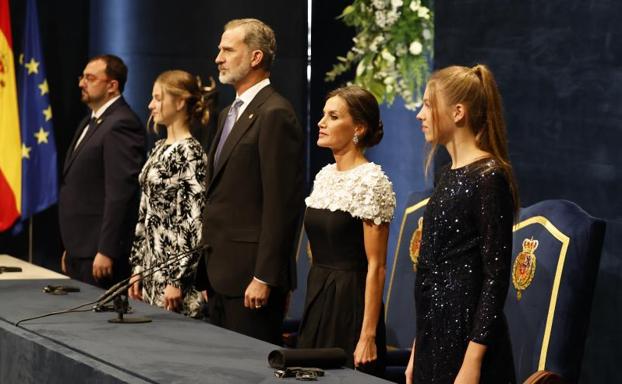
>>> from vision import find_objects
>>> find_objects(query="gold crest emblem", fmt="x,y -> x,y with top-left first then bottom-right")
512,238 -> 538,300
409,217 -> 423,271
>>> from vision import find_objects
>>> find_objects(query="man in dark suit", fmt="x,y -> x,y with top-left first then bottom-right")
201,19 -> 304,344
59,54 -> 145,289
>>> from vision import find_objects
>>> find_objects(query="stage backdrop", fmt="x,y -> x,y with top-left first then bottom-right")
89,0 -> 308,149
309,2 -> 429,295
435,1 -> 622,382
1,0 -> 308,270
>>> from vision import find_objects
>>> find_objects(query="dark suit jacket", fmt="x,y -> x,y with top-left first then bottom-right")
59,97 -> 145,265
201,85 -> 304,297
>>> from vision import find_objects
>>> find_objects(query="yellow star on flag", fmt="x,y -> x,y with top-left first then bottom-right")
25,57 -> 40,75
22,143 -> 32,159
42,106 -> 52,121
38,79 -> 49,96
34,127 -> 50,144
19,53 -> 24,65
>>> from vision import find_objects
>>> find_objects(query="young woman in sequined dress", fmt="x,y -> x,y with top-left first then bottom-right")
405,64 -> 519,384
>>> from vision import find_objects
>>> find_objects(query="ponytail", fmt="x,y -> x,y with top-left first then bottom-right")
424,64 -> 520,215
471,64 -> 519,215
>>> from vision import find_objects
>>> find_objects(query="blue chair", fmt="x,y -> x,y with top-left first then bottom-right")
283,228 -> 312,347
383,195 -> 605,384
384,190 -> 432,383
505,200 -> 605,383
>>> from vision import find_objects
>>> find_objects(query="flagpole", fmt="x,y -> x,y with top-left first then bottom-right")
28,216 -> 33,263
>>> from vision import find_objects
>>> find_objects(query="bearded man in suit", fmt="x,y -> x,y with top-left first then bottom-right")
59,54 -> 145,288
201,19 -> 304,344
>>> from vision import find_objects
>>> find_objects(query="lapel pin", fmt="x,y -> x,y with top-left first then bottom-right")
96,118 -> 103,125
248,113 -> 254,119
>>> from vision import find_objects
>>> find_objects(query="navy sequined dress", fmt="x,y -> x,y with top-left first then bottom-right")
413,158 -> 516,384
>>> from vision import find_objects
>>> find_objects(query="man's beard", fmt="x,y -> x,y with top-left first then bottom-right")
81,90 -> 104,107
218,62 -> 251,85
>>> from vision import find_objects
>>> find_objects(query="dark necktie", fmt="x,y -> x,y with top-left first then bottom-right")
214,99 -> 243,166
74,116 -> 97,150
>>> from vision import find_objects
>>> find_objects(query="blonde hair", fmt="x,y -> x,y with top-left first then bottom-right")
148,70 -> 216,133
224,18 -> 276,70
425,64 -> 519,214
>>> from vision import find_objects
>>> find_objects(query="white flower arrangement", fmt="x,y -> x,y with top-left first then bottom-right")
325,0 -> 433,110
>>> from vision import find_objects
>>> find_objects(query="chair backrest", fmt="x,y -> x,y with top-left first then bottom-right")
384,192 -> 606,384
505,200 -> 605,383
523,370 -> 567,384
287,229 -> 312,321
384,190 -> 432,348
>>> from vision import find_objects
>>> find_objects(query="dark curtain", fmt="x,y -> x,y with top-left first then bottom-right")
434,1 -> 622,383
1,0 -> 308,272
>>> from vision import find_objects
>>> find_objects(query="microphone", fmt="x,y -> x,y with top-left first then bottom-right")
15,245 -> 207,326
93,244 -> 206,311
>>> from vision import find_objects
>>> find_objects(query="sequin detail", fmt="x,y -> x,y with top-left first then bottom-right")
413,158 -> 516,384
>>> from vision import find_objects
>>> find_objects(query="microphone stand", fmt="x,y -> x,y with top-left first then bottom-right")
15,246 -> 206,326
108,294 -> 150,324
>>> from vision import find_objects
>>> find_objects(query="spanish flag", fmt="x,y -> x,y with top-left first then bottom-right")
0,0 -> 22,231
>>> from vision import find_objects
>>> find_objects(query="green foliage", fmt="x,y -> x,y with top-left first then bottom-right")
325,0 -> 434,110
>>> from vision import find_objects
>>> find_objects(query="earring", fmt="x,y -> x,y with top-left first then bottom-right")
353,135 -> 359,145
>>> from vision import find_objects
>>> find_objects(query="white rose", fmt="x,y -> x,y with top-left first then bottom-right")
386,10 -> 400,26
384,76 -> 395,85
391,0 -> 403,9
409,1 -> 420,12
372,0 -> 387,10
375,11 -> 387,28
422,28 -> 432,40
356,61 -> 366,77
409,40 -> 423,55
418,6 -> 430,19
381,49 -> 396,63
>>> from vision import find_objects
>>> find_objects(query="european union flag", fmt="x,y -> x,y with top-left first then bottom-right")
17,0 -> 58,220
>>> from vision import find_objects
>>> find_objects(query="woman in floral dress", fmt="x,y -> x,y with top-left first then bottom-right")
128,70 -> 213,318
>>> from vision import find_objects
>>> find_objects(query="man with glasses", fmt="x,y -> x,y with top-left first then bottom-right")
59,54 -> 145,288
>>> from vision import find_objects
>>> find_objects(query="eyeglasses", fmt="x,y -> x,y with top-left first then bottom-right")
78,74 -> 109,84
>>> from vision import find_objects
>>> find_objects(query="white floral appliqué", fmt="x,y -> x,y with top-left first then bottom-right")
306,162 -> 396,225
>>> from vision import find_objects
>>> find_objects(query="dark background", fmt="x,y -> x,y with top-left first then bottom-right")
433,1 -> 622,382
2,1 -> 620,382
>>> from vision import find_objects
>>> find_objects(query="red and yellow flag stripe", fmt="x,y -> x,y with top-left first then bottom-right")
0,0 -> 22,231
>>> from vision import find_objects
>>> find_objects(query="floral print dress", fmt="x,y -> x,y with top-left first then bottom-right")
130,137 -> 207,318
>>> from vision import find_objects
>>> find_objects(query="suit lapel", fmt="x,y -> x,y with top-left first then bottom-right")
207,107 -> 229,181
208,86 -> 275,192
63,115 -> 90,174
63,97 -> 127,175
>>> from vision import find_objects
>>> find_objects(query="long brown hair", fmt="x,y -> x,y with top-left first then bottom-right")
424,64 -> 520,214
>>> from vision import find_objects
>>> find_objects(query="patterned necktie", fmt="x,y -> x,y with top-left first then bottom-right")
214,99 -> 243,166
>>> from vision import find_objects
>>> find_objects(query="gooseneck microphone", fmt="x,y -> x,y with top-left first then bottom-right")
15,245 -> 206,327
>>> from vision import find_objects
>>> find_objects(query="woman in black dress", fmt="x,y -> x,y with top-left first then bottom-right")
297,86 -> 396,375
406,65 -> 519,384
